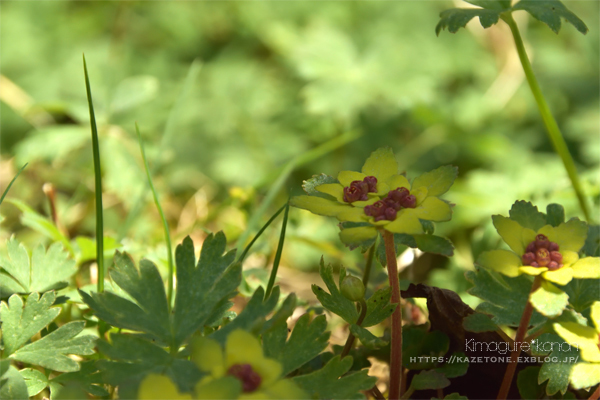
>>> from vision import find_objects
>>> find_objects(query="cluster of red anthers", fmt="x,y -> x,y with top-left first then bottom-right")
364,187 -> 417,222
522,234 -> 563,271
227,364 -> 262,393
343,176 -> 378,203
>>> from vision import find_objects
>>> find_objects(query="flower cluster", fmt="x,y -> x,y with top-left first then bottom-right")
291,147 -> 457,246
364,187 -> 416,222
343,176 -> 378,203
521,234 -> 563,271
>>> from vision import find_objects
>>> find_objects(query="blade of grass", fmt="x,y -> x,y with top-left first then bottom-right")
235,129 -> 361,250
117,60 -> 202,240
265,199 -> 290,300
0,163 -> 27,207
238,202 -> 286,264
83,55 -> 105,293
135,123 -> 174,311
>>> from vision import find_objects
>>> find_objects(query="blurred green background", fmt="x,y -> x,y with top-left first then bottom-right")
1,1 -> 598,305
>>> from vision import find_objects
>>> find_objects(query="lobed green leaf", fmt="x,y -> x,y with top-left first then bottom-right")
436,8 -> 503,35
508,200 -> 547,232
410,370 -> 450,390
512,0 -> 588,34
311,260 -> 359,324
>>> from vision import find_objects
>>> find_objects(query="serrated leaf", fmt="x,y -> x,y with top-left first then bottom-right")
517,366 -> 545,400
411,165 -> 458,197
403,326 -> 449,370
436,8 -> 503,35
410,370 -> 450,390
97,334 -> 202,393
50,360 -> 108,398
11,321 -> 95,372
0,365 -> 29,400
512,0 -> 588,34
264,314 -> 329,375
302,174 -> 339,199
20,368 -> 49,397
433,393 -> 468,400
414,234 -> 454,256
562,279 -> 599,313
466,267 -> 546,327
582,225 -> 600,257
292,356 -> 377,399
463,312 -> 498,333
210,286 -> 279,344
435,352 -> 469,378
530,280 -> 569,317
508,200 -> 547,231
312,259 -> 359,324
349,324 -> 388,349
173,234 -> 240,346
570,362 -> 600,389
546,204 -> 565,228
1,292 -> 61,355
0,237 -> 76,294
536,333 -> 580,395
80,253 -> 171,344
362,287 -> 397,328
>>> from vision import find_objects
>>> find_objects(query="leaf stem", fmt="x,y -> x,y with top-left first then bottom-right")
503,14 -> 590,221
588,384 -> 600,400
383,230 -> 403,400
83,55 -> 105,293
340,298 -> 368,358
136,123 -> 174,311
497,275 -> 542,400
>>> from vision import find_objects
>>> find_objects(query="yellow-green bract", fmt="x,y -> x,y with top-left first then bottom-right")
291,147 -> 457,246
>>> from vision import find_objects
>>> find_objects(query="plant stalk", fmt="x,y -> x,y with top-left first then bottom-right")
503,14 -> 590,221
383,230 -> 403,400
588,384 -> 600,400
497,276 -> 542,399
340,298 -> 368,358
362,243 -> 376,288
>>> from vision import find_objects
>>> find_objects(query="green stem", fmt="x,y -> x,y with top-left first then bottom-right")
362,243 -> 376,288
83,55 -> 105,293
401,385 -> 414,400
383,230 -> 403,400
340,298 -> 368,358
265,200 -> 290,299
504,14 -> 590,221
497,276 -> 542,400
136,123 -> 174,311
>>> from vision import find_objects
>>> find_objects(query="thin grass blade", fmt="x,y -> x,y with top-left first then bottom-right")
238,203 -> 286,264
0,163 -> 28,207
265,199 -> 290,300
83,55 -> 105,293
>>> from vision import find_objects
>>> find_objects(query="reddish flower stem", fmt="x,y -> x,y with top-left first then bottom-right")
497,276 -> 542,400
383,230 -> 402,400
588,384 -> 600,400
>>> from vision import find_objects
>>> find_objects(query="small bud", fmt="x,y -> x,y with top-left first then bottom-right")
343,185 -> 368,203
365,200 -> 385,218
547,261 -> 560,271
522,252 -> 536,266
526,242 -> 536,253
550,251 -> 562,264
548,242 -> 559,251
384,207 -> 397,221
340,275 -> 365,302
228,364 -> 262,393
363,176 -> 378,192
535,234 -> 550,249
401,195 -> 416,208
536,248 -> 551,267
388,187 -> 409,203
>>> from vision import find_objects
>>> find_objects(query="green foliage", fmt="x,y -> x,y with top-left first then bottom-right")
534,333 -> 580,395
292,356 -> 377,399
0,163 -> 27,207
583,225 -> 600,257
530,280 -> 569,317
312,260 -> 359,324
561,279 -> 599,313
466,267 -> 547,327
1,291 -> 95,373
302,174 -> 338,199
263,314 -> 330,375
462,312 -> 499,333
508,200 -> 547,232
435,352 -> 469,378
403,327 -> 449,370
512,0 -> 588,34
0,363 -> 28,400
545,203 -> 565,227
361,287 -> 397,328
349,324 -> 388,349
411,370 -> 450,390
437,0 -> 588,35
517,366 -> 544,400
0,237 -> 76,295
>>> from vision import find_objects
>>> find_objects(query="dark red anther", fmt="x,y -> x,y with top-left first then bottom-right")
530,261 -> 539,267
384,207 -> 397,221
526,242 -> 536,253
388,187 -> 409,203
363,176 -> 378,192
550,251 -> 562,264
343,185 -> 368,203
228,364 -> 262,393
549,242 -> 559,251
536,248 -> 551,267
535,234 -> 550,249
383,197 -> 402,210
547,261 -> 560,271
522,252 -> 536,266
401,195 -> 416,209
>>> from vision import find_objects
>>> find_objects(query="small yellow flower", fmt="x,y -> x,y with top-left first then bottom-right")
191,330 -> 306,400
477,216 -> 600,286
